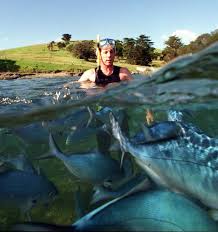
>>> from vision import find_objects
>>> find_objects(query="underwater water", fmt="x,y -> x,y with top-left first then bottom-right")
0,42 -> 218,230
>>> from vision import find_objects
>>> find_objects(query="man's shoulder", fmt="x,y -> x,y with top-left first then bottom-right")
120,67 -> 129,72
119,67 -> 133,80
78,68 -> 96,82
83,68 -> 96,76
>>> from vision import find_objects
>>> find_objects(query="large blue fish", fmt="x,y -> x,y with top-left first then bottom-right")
110,112 -> 218,216
11,190 -> 218,231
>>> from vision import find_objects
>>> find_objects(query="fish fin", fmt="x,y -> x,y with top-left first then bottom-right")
86,106 -> 94,127
49,133 -> 65,159
120,150 -> 125,169
109,112 -> 129,153
145,109 -> 154,125
140,123 -> 154,141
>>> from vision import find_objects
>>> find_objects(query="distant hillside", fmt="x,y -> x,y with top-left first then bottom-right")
0,43 -> 97,73
0,43 -> 164,74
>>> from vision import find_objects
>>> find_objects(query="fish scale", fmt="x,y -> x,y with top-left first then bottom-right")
110,112 -> 218,211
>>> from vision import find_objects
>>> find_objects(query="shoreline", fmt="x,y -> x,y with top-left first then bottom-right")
0,68 -> 153,80
0,70 -> 83,80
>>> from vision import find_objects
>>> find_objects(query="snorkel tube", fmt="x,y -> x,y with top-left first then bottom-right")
96,34 -> 101,72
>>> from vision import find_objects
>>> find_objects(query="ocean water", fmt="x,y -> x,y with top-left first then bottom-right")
0,42 -> 218,229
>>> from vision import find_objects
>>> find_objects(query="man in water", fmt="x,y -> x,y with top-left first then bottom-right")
78,38 -> 133,85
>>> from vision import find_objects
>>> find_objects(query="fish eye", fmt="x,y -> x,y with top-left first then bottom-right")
32,199 -> 37,204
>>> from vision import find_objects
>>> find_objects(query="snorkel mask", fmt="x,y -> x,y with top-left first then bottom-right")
99,38 -> 116,48
99,38 -> 116,52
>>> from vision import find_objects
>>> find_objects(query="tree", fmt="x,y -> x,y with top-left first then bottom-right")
62,34 -> 71,45
177,31 -> 218,56
122,35 -> 155,65
162,36 -> 184,62
57,42 -> 66,50
67,40 -> 95,61
123,37 -> 136,63
115,40 -> 123,60
208,30 -> 218,45
134,34 -> 155,65
47,41 -> 55,51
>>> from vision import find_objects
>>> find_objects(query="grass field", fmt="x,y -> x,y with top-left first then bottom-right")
0,43 -> 164,73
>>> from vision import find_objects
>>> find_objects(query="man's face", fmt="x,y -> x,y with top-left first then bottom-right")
100,46 -> 115,66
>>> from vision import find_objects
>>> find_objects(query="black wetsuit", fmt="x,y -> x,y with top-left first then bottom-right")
95,66 -> 121,86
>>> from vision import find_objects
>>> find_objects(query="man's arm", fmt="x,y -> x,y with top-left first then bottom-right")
63,68 -> 95,88
78,69 -> 96,82
119,67 -> 133,81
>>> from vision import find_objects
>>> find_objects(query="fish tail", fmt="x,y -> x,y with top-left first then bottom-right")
49,133 -> 65,160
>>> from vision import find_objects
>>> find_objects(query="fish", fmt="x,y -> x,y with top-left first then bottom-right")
43,106 -> 95,134
49,134 -> 132,186
110,112 -> 218,215
12,122 -> 49,145
0,169 -> 58,221
91,172 -> 151,204
93,106 -> 127,127
11,190 -> 218,231
130,109 -> 193,145
65,124 -> 110,152
130,121 -> 182,144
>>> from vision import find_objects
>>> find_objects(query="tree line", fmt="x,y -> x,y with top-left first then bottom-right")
48,29 -> 218,66
162,29 -> 218,62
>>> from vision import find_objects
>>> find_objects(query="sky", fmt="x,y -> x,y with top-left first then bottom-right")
0,0 -> 218,50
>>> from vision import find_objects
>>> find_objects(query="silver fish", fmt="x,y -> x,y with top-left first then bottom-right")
110,112 -> 218,214
12,190 -> 218,231
49,134 -> 130,186
0,169 -> 58,221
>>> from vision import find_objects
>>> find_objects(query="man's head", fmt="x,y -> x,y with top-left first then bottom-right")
98,38 -> 116,66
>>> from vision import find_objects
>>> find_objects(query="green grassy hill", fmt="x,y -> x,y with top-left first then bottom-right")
0,43 -> 164,74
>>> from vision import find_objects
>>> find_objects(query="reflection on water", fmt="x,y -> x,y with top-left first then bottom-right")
0,43 -> 218,230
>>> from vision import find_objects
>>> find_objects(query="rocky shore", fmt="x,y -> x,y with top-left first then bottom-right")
0,70 -> 83,80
